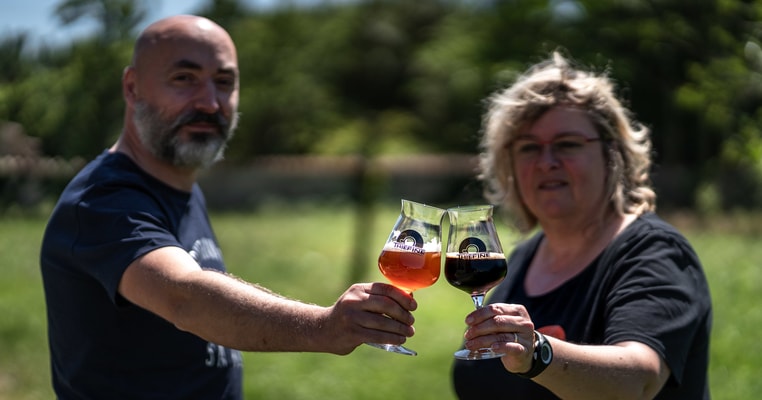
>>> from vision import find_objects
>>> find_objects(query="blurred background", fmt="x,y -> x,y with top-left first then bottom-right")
2,0 -> 762,213
2,0 -> 762,399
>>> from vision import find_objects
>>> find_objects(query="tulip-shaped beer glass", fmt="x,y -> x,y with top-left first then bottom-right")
368,199 -> 445,356
445,205 -> 508,360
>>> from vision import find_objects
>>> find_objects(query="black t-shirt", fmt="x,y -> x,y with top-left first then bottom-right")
40,151 -> 243,399
452,213 -> 711,399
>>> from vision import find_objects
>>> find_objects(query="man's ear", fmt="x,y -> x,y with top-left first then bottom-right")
122,66 -> 137,104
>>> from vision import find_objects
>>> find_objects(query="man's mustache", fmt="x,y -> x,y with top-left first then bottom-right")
173,111 -> 229,132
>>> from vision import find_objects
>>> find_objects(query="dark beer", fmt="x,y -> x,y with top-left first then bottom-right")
444,252 -> 507,295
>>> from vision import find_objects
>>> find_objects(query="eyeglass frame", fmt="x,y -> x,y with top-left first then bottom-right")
506,132 -> 604,162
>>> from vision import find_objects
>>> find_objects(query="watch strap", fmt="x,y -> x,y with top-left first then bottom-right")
515,330 -> 553,379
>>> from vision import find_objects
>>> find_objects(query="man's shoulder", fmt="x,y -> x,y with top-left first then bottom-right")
67,151 -> 189,207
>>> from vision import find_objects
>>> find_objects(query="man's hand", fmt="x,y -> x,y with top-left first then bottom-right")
320,282 -> 417,355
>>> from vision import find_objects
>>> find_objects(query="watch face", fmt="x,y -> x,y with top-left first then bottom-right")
540,343 -> 552,363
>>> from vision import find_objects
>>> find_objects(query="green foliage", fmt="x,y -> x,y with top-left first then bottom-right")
230,6 -> 349,156
2,0 -> 762,208
0,34 -> 33,83
7,41 -> 131,157
230,0 -> 460,157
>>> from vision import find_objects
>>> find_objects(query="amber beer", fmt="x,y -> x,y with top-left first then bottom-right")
444,252 -> 507,295
378,246 -> 441,292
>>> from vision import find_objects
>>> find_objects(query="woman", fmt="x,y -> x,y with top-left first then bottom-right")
451,52 -> 711,399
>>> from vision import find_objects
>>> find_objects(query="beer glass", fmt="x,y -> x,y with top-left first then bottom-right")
445,205 -> 508,360
367,199 -> 445,356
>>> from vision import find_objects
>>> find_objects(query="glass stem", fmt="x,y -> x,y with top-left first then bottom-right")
471,294 -> 485,309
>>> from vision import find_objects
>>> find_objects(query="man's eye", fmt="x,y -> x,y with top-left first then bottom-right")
172,73 -> 195,83
215,77 -> 236,88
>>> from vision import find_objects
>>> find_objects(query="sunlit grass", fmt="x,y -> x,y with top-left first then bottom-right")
0,216 -> 52,400
214,202 -> 470,399
0,205 -> 760,399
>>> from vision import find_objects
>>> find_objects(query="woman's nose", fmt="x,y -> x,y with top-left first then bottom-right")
536,143 -> 560,168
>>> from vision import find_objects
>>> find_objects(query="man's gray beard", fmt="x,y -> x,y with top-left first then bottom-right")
133,101 -> 238,169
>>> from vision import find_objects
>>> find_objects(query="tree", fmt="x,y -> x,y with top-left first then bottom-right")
0,34 -> 32,84
196,0 -> 249,29
54,0 -> 149,43
3,0 -> 762,210
471,0 -> 762,208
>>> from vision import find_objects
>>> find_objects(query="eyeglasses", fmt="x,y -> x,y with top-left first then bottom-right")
508,133 -> 602,162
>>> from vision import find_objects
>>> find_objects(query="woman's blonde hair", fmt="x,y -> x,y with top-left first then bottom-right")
479,52 -> 656,233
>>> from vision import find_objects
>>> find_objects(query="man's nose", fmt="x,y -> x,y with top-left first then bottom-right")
193,80 -> 221,114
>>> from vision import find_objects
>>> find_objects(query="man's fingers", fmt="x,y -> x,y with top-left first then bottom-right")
366,282 -> 418,311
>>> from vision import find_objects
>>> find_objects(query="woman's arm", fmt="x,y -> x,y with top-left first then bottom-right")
463,303 -> 670,400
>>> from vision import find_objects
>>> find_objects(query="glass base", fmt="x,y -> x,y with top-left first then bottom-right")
454,347 -> 504,360
366,342 -> 417,356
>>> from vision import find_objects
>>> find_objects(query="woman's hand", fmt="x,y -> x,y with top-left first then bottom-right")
463,303 -> 537,374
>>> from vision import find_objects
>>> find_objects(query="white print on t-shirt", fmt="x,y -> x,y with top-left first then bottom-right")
205,342 -> 243,369
189,238 -> 223,265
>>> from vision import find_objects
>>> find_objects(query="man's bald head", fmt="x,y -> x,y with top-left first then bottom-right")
132,15 -> 237,69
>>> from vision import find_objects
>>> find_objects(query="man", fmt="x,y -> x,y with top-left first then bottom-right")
40,15 -> 416,399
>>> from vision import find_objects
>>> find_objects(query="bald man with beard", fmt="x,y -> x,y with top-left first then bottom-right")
40,15 -> 417,399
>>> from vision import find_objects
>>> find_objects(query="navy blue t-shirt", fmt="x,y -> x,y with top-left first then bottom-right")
40,150 -> 243,399
452,213 -> 711,399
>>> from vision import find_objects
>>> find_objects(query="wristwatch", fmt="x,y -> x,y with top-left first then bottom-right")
515,330 -> 553,379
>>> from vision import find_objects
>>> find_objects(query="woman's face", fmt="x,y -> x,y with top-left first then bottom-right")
510,106 -> 608,226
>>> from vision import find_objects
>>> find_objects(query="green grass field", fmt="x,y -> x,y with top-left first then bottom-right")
1,203 -> 760,399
